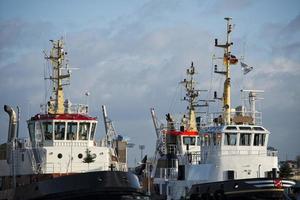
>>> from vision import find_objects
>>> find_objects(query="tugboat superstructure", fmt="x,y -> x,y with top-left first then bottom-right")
0,39 -> 147,200
150,63 -> 202,199
186,18 -> 296,200
150,18 -> 296,200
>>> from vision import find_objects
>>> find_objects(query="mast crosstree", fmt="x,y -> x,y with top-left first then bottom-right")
214,17 -> 238,125
45,39 -> 70,114
180,62 -> 199,131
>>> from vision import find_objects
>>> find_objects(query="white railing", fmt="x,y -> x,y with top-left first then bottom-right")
161,121 -> 195,132
201,111 -> 262,126
69,104 -> 88,114
204,149 -> 268,156
178,151 -> 201,165
39,103 -> 89,114
158,168 -> 178,180
52,141 -> 93,147
44,162 -> 112,174
117,162 -> 128,172
188,151 -> 201,164
39,104 -> 48,114
15,138 -> 33,149
167,145 -> 177,154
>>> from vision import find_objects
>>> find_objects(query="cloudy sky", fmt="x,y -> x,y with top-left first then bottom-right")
0,0 -> 299,166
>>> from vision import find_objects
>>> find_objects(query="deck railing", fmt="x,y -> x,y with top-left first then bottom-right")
177,151 -> 201,165
40,103 -> 89,114
44,162 -> 112,174
69,104 -> 89,114
200,111 -> 262,126
157,168 -> 178,180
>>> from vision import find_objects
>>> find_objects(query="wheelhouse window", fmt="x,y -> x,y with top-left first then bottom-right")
79,122 -> 90,140
224,133 -> 237,145
90,123 -> 96,140
197,136 -> 201,146
183,136 -> 196,145
253,127 -> 265,131
239,127 -> 251,130
54,122 -> 66,140
239,133 -> 251,146
67,122 -> 78,140
28,122 -> 35,143
253,133 -> 265,146
43,122 -> 53,140
226,126 -> 237,130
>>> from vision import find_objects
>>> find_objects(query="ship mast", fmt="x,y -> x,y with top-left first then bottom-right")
214,17 -> 234,125
181,62 -> 199,131
45,39 -> 70,114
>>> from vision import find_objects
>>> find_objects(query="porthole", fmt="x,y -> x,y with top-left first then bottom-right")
57,153 -> 63,159
78,153 -> 83,159
93,153 -> 97,158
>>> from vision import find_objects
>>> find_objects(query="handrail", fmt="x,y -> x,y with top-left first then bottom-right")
40,103 -> 89,114
44,162 -> 113,173
200,111 -> 262,126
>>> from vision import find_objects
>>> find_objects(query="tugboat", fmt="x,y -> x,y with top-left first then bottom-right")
150,62 -> 202,200
150,18 -> 296,200
0,39 -> 148,200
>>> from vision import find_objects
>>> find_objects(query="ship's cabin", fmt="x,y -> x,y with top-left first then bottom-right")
199,125 -> 279,180
200,125 -> 269,150
27,114 -> 97,147
178,133 -> 201,155
165,118 -> 201,155
163,130 -> 201,166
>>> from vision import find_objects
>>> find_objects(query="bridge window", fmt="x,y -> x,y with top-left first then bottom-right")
253,127 -> 265,131
224,133 -> 237,145
90,123 -> 96,140
240,133 -> 251,146
28,122 -> 35,143
54,122 -> 66,140
253,133 -> 265,146
239,127 -> 251,130
183,137 -> 196,145
197,136 -> 201,146
79,122 -> 90,140
226,126 -> 237,130
43,122 -> 53,140
67,122 -> 77,140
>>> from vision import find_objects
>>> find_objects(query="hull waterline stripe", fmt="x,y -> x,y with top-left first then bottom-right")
245,180 -> 295,185
254,184 -> 277,188
254,184 -> 294,188
225,188 -> 284,195
245,180 -> 273,184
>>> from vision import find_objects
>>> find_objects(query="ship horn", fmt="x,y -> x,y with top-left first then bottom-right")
4,105 -> 17,143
